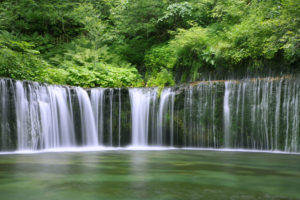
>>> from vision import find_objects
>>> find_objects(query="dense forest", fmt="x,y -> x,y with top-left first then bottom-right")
0,0 -> 299,88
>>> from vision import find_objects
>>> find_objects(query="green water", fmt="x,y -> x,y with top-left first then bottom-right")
0,150 -> 299,200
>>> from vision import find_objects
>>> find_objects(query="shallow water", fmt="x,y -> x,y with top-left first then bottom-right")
0,150 -> 299,200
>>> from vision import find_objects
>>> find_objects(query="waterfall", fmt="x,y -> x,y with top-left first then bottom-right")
90,87 -> 129,147
274,80 -> 283,149
15,81 -> 31,150
291,82 -> 299,152
193,83 -> 218,148
223,82 -> 231,148
14,82 -> 76,150
109,89 -> 114,146
0,77 -> 299,152
91,88 -> 105,144
0,79 -> 14,150
219,79 -> 300,151
170,91 -> 175,146
155,88 -> 176,146
75,88 -> 98,146
157,88 -> 172,145
118,89 -> 122,147
129,88 -> 156,146
49,86 -> 76,148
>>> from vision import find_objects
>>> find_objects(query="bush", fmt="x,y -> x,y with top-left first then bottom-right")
147,69 -> 175,88
66,65 -> 143,88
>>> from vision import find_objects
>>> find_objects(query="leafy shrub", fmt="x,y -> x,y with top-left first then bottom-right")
147,69 -> 175,88
66,65 -> 143,88
145,44 -> 176,75
0,31 -> 47,81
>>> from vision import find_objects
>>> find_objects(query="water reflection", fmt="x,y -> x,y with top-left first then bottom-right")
0,151 -> 299,200
129,152 -> 149,198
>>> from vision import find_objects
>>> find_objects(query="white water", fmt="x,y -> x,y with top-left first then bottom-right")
118,89 -> 122,147
1,147 -> 299,155
76,88 -> 98,146
0,79 -> 13,150
109,89 -> 114,145
223,82 -> 231,148
14,82 -> 76,150
90,88 -> 105,144
0,78 -> 299,152
157,88 -> 172,145
129,88 -> 156,146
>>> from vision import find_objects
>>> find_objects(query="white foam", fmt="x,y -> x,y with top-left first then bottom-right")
0,146 -> 299,155
181,147 -> 300,155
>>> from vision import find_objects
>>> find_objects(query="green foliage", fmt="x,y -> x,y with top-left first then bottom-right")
147,69 -> 175,88
146,0 -> 300,81
158,2 -> 193,29
145,44 -> 176,74
0,31 -> 47,81
44,68 -> 69,85
211,0 -> 248,24
0,0 -> 299,88
169,27 -> 214,81
66,65 -> 142,88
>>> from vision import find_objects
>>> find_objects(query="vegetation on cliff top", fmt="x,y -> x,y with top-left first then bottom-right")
0,0 -> 299,88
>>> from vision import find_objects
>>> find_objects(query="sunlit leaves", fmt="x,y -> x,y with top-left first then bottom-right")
0,0 -> 299,87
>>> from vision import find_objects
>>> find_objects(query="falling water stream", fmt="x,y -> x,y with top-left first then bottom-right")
129,88 -> 156,146
0,77 -> 299,152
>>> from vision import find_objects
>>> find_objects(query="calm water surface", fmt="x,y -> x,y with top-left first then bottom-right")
0,150 -> 299,200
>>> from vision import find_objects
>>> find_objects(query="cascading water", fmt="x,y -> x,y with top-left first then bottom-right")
14,81 -> 77,150
169,91 -> 175,146
75,88 -> 98,146
223,82 -> 232,148
90,88 -> 105,144
0,79 -> 15,150
118,89 -> 122,147
220,78 -> 300,151
43,85 -> 75,148
129,88 -> 157,146
0,77 -> 299,152
108,89 -> 114,146
157,88 -> 172,145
